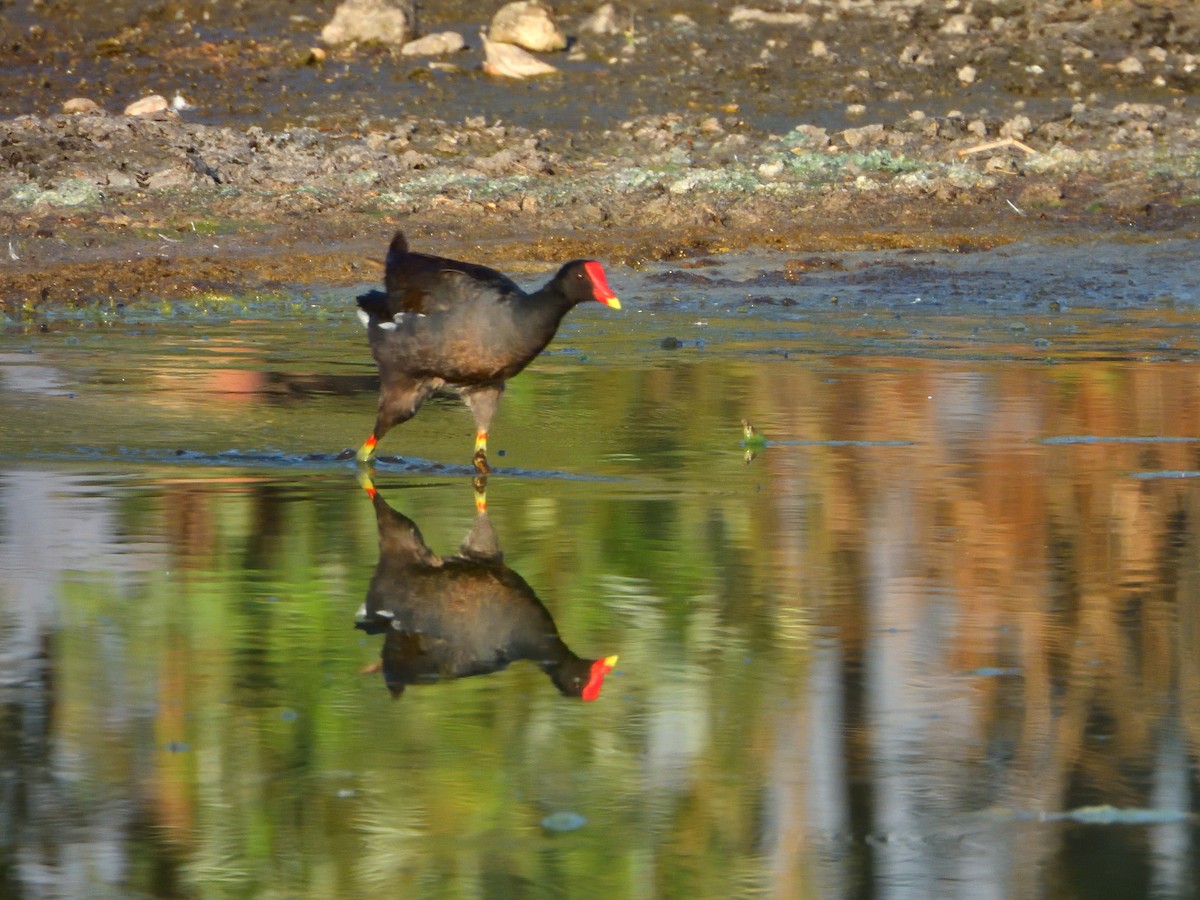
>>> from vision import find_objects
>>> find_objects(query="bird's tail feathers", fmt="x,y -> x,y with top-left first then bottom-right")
355,289 -> 391,328
386,231 -> 409,267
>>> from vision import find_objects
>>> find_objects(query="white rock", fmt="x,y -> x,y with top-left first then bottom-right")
811,39 -> 828,58
480,31 -> 558,77
124,94 -> 170,116
1116,55 -> 1144,75
401,31 -> 466,57
581,3 -> 621,35
957,65 -> 976,84
321,0 -> 414,46
843,123 -> 885,148
729,7 -> 814,27
758,160 -> 785,178
845,103 -> 866,117
489,1 -> 566,53
940,13 -> 977,34
999,114 -> 1032,139
62,97 -> 103,115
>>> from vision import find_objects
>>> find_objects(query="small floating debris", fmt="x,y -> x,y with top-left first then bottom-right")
1041,435 -> 1200,445
1129,470 -> 1200,480
964,666 -> 1021,677
541,811 -> 587,832
741,419 -> 767,464
740,419 -> 915,461
741,419 -> 768,449
996,805 -> 1192,825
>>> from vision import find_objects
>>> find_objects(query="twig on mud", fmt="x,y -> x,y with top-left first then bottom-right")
1006,199 -> 1026,216
157,233 -> 181,242
958,138 -> 1038,157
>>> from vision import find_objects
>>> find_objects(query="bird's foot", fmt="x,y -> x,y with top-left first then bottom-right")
473,450 -> 492,475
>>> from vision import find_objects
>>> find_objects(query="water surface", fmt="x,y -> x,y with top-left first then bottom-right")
2,241 -> 1200,897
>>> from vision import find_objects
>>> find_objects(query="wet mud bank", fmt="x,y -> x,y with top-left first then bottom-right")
0,0 -> 1198,314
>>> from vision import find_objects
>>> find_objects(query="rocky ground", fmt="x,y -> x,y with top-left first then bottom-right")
0,0 -> 1197,315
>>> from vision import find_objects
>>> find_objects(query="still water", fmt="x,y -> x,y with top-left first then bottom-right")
2,240 -> 1200,898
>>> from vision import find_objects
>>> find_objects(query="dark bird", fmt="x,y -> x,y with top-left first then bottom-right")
354,232 -> 621,471
355,473 -> 619,701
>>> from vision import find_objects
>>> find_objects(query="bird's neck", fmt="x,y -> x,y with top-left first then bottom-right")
514,286 -> 576,334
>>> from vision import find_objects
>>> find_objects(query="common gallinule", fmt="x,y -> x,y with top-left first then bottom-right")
355,473 -> 619,701
355,232 -> 621,470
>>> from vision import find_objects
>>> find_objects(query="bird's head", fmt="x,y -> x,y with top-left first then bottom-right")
551,654 -> 619,701
559,260 -> 621,309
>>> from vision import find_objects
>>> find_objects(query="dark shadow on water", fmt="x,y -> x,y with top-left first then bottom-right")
354,474 -> 618,701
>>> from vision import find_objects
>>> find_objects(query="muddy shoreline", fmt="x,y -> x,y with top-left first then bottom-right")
1,0 -> 1197,313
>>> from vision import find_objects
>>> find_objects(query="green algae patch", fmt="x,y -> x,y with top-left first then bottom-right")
10,178 -> 105,209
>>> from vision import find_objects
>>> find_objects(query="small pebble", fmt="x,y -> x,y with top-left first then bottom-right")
401,31 -> 466,57
490,0 -> 566,53
124,94 -> 170,117
1116,56 -> 1144,76
62,97 -> 102,114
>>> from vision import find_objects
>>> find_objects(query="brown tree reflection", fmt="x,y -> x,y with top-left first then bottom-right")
355,474 -> 618,701
728,357 -> 1200,898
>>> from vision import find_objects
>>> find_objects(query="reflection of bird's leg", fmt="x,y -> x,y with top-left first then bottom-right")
461,477 -> 502,561
463,384 -> 504,474
356,468 -> 378,499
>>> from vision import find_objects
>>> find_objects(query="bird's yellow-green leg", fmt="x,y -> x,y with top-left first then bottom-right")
473,474 -> 488,513
356,433 -> 378,465
473,429 -> 491,474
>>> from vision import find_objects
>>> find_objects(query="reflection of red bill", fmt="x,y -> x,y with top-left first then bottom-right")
582,654 -> 619,702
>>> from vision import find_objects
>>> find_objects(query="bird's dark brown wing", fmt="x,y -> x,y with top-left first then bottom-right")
385,248 -> 525,316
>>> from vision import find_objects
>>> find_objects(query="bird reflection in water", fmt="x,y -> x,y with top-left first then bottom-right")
355,472 -> 618,701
